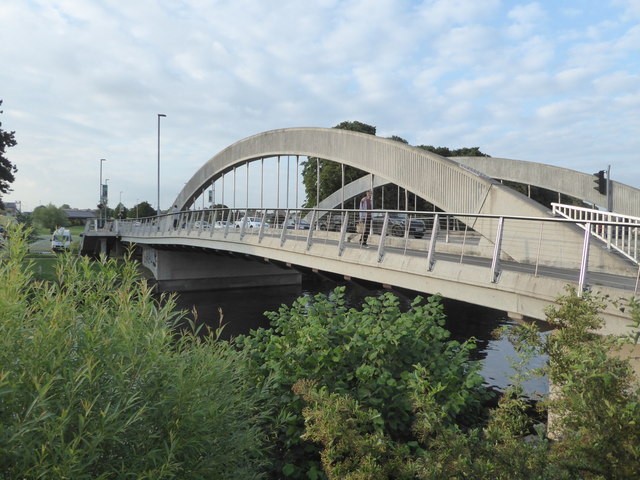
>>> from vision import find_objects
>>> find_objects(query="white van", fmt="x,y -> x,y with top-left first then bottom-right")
51,227 -> 72,252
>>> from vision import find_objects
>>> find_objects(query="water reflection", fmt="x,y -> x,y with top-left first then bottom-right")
171,273 -> 548,395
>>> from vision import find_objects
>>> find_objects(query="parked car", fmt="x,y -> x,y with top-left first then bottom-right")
51,227 -> 72,252
286,219 -> 311,230
317,213 -> 356,232
214,220 -> 231,228
193,220 -> 211,229
318,212 -> 425,239
371,213 -> 425,238
234,216 -> 269,229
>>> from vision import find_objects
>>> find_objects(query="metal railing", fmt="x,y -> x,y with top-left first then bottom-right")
88,206 -> 640,295
552,203 -> 640,265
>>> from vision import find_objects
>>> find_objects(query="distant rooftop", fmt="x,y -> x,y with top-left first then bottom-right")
63,209 -> 96,220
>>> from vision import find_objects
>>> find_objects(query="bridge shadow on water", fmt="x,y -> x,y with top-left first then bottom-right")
170,271 -> 548,396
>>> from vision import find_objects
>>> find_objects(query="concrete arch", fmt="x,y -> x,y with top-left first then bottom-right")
176,127 -> 548,219
452,157 -> 640,217
173,128 -> 634,271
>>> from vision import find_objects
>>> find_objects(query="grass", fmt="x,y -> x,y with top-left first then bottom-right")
23,224 -> 87,282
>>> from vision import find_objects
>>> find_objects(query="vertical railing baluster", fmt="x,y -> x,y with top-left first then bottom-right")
578,222 -> 591,292
306,210 -> 317,250
534,222 -> 544,277
280,210 -> 290,246
377,212 -> 389,262
338,211 -> 349,256
490,217 -> 504,283
427,214 -> 439,271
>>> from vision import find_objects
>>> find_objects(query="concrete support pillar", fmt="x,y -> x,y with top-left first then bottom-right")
141,246 -> 302,292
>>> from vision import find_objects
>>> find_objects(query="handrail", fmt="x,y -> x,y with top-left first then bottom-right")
552,203 -> 640,265
86,206 -> 640,295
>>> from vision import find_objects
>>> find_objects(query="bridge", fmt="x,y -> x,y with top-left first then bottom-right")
81,127 -> 640,336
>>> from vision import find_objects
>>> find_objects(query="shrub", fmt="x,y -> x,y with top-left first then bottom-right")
297,286 -> 640,479
0,226 -> 265,479
235,288 -> 489,479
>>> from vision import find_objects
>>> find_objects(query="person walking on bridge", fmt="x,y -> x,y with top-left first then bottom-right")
171,205 -> 180,229
358,189 -> 373,247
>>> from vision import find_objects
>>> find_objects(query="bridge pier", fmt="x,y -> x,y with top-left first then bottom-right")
140,246 -> 302,292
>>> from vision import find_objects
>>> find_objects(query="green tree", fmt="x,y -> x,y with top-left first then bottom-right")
300,121 -> 374,207
0,100 -> 18,209
235,288 -> 488,479
0,226 -> 266,479
127,200 -> 156,218
416,145 -> 490,157
114,202 -> 128,219
387,135 -> 409,144
297,287 -> 640,479
32,203 -> 69,232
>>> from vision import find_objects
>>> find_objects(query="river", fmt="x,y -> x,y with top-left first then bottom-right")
171,272 -> 548,395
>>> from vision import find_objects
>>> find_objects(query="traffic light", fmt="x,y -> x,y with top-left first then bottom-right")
593,170 -> 607,195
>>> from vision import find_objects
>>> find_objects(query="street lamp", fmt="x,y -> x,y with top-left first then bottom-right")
157,113 -> 167,216
104,179 -> 110,221
99,158 -> 106,227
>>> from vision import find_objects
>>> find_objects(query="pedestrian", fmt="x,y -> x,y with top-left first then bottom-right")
358,189 -> 373,247
171,205 -> 180,229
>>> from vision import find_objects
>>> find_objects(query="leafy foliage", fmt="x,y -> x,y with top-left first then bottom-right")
235,288 -> 488,479
32,203 -> 69,232
0,100 -> 18,207
297,285 -> 640,479
0,226 -> 265,479
540,286 -> 640,478
416,145 -> 490,157
127,200 -> 156,218
300,121 -> 374,207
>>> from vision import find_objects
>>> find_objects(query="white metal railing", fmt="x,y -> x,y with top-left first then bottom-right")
88,207 -> 640,295
552,203 -> 640,265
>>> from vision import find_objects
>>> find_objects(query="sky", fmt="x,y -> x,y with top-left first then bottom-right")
1,0 -> 639,212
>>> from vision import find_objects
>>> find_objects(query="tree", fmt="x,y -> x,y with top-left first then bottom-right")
300,121 -> 374,207
300,121 -> 492,209
416,145 -> 490,157
295,287 -> 640,479
0,100 -> 18,209
235,288 -> 488,479
114,202 -> 129,219
32,203 -> 69,232
127,200 -> 156,218
387,135 -> 409,144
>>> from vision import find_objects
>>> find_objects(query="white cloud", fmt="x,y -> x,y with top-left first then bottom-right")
1,0 -> 640,211
506,2 -> 546,40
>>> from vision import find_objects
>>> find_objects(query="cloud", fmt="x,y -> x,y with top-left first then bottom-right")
1,0 -> 639,212
506,2 -> 546,39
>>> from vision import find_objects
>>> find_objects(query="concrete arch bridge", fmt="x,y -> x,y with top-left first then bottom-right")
82,127 -> 640,335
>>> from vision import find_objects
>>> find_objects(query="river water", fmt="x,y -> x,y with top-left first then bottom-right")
172,272 -> 547,395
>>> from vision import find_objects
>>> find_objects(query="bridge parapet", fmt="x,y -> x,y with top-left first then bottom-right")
552,203 -> 640,265
93,206 -> 638,283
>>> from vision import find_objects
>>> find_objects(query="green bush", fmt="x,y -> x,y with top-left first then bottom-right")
235,288 -> 489,479
297,286 -> 640,479
0,226 -> 265,479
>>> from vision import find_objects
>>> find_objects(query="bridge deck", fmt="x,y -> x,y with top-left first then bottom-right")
82,207 -> 639,336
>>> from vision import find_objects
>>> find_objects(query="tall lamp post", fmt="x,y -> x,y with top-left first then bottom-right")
104,179 -> 110,223
157,113 -> 167,216
99,158 -> 106,227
